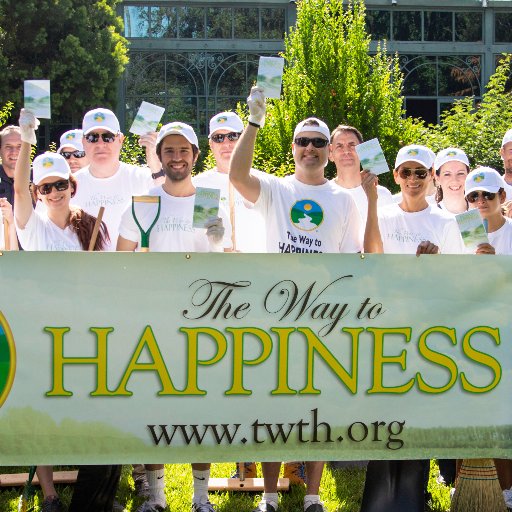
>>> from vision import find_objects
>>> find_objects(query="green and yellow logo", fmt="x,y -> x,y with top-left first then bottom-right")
0,312 -> 15,408
94,113 -> 106,122
65,133 -> 76,141
290,200 -> 324,231
473,172 -> 485,183
216,116 -> 228,124
407,149 -> 419,156
447,150 -> 457,157
42,157 -> 54,168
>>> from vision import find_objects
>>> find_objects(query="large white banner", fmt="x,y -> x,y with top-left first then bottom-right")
0,252 -> 510,465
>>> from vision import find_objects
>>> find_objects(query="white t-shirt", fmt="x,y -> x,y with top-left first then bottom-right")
193,167 -> 267,253
505,182 -> 512,201
255,174 -> 361,254
118,186 -> 232,252
488,217 -> 512,255
393,191 -> 436,205
15,210 -> 82,251
72,162 -> 153,250
377,203 -> 465,254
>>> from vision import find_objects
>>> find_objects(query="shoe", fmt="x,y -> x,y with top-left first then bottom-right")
304,504 -> 325,512
504,488 -> 512,507
41,496 -> 64,512
283,461 -> 306,486
133,471 -> 150,498
136,501 -> 165,512
231,462 -> 258,479
191,501 -> 216,511
252,501 -> 277,512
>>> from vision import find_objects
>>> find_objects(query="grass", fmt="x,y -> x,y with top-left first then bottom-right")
0,461 -> 452,511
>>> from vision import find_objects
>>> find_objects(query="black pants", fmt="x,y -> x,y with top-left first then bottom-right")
68,465 -> 122,512
361,460 -> 429,512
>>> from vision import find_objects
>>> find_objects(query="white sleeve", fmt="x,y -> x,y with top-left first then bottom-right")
339,194 -> 363,253
118,203 -> 140,244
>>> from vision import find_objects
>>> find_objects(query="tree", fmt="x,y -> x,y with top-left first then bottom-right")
417,54 -> 512,171
241,0 -> 420,187
0,0 -> 129,124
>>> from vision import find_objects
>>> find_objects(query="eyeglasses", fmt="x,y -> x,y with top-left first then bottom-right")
467,191 -> 497,203
294,137 -> 329,148
35,180 -> 70,195
398,167 -> 430,180
61,150 -> 86,159
211,132 -> 241,143
84,132 -> 117,143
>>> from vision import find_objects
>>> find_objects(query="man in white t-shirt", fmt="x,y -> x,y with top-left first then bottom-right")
71,108 -> 160,249
329,124 -> 393,226
117,121 -> 230,512
193,111 -> 267,252
498,128 -> 512,200
229,87 -> 361,512
360,144 -> 464,512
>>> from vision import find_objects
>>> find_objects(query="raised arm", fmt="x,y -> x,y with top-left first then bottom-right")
361,170 -> 384,253
229,87 -> 265,204
14,109 -> 39,229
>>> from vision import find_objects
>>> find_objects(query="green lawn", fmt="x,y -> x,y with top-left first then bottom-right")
0,461 -> 451,511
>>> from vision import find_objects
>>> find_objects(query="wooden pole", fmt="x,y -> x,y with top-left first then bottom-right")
88,206 -> 105,251
229,181 -> 237,252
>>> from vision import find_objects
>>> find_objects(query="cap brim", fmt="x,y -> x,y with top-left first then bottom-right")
394,158 -> 432,171
33,171 -> 70,186
83,126 -> 117,135
465,185 -> 501,196
57,144 -> 81,153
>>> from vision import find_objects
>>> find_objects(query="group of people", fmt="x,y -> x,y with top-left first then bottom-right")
1,84 -> 512,512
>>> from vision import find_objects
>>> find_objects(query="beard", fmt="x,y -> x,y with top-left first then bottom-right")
164,162 -> 191,182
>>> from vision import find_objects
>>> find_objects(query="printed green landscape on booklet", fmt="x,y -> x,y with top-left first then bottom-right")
130,101 -> 165,136
193,187 -> 221,228
455,209 -> 489,251
355,138 -> 390,175
256,56 -> 285,99
24,80 -> 51,119
0,251 -> 510,465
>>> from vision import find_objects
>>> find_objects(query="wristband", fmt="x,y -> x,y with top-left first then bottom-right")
248,121 -> 260,129
151,169 -> 165,180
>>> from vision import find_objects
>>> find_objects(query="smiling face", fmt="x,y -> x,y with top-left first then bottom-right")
394,161 -> 433,199
329,130 -> 361,173
436,161 -> 468,200
0,131 -> 22,177
292,130 -> 329,174
500,142 -> 512,184
468,189 -> 506,220
159,134 -> 198,182
35,176 -> 73,210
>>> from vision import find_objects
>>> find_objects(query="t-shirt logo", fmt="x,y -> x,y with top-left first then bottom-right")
290,200 -> 324,231
473,172 -> 485,183
0,312 -> 16,408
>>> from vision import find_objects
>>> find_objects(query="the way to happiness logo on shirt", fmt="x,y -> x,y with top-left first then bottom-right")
0,311 -> 15,408
290,200 -> 324,231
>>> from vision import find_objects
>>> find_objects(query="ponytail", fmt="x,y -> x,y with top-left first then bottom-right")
69,206 -> 110,251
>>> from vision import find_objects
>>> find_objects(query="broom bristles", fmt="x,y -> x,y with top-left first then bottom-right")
451,458 -> 507,512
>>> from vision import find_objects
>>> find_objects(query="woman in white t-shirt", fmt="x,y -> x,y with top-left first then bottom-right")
434,147 -> 470,215
14,110 -> 109,512
464,166 -> 512,255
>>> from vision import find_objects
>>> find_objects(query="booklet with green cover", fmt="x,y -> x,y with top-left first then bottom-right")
256,56 -> 285,99
455,209 -> 489,251
355,138 -> 390,175
24,80 -> 51,119
193,187 -> 221,228
130,101 -> 165,136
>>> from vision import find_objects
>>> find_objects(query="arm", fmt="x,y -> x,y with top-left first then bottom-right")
116,235 -> 138,251
139,132 -> 162,176
14,110 -> 39,230
229,87 -> 266,204
361,170 -> 384,253
0,199 -> 19,250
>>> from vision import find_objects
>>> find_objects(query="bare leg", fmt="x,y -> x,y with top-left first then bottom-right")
36,466 -> 57,498
304,461 -> 324,495
261,462 -> 281,493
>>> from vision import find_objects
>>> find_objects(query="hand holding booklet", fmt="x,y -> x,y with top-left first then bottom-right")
355,138 -> 390,175
455,209 -> 489,251
193,187 -> 221,228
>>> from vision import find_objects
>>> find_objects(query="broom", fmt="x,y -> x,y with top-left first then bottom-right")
451,458 -> 507,512
17,466 -> 36,512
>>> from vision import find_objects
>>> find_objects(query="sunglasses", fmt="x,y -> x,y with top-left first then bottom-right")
61,150 -> 86,159
35,179 -> 70,195
294,137 -> 329,148
467,191 -> 497,203
211,132 -> 241,143
398,167 -> 430,180
84,132 -> 117,143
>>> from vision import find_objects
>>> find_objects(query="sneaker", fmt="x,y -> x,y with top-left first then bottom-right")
41,496 -> 64,512
136,502 -> 165,512
252,501 -> 277,512
304,504 -> 325,512
133,471 -> 150,498
191,501 -> 216,511
504,488 -> 512,507
283,461 -> 306,486
231,462 -> 258,479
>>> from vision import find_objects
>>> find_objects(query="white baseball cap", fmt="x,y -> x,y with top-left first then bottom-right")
156,122 -> 199,148
209,112 -> 244,137
293,118 -> 330,141
465,167 -> 506,196
82,108 -> 120,135
501,128 -> 512,148
57,129 -> 84,153
394,144 -> 435,170
434,147 -> 470,172
32,152 -> 71,185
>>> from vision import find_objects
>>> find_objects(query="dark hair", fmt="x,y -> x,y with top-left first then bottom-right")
31,174 -> 109,251
156,137 -> 200,161
330,124 -> 364,144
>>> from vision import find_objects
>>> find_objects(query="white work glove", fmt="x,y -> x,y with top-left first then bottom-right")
247,86 -> 266,128
19,108 -> 40,145
205,216 -> 225,252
